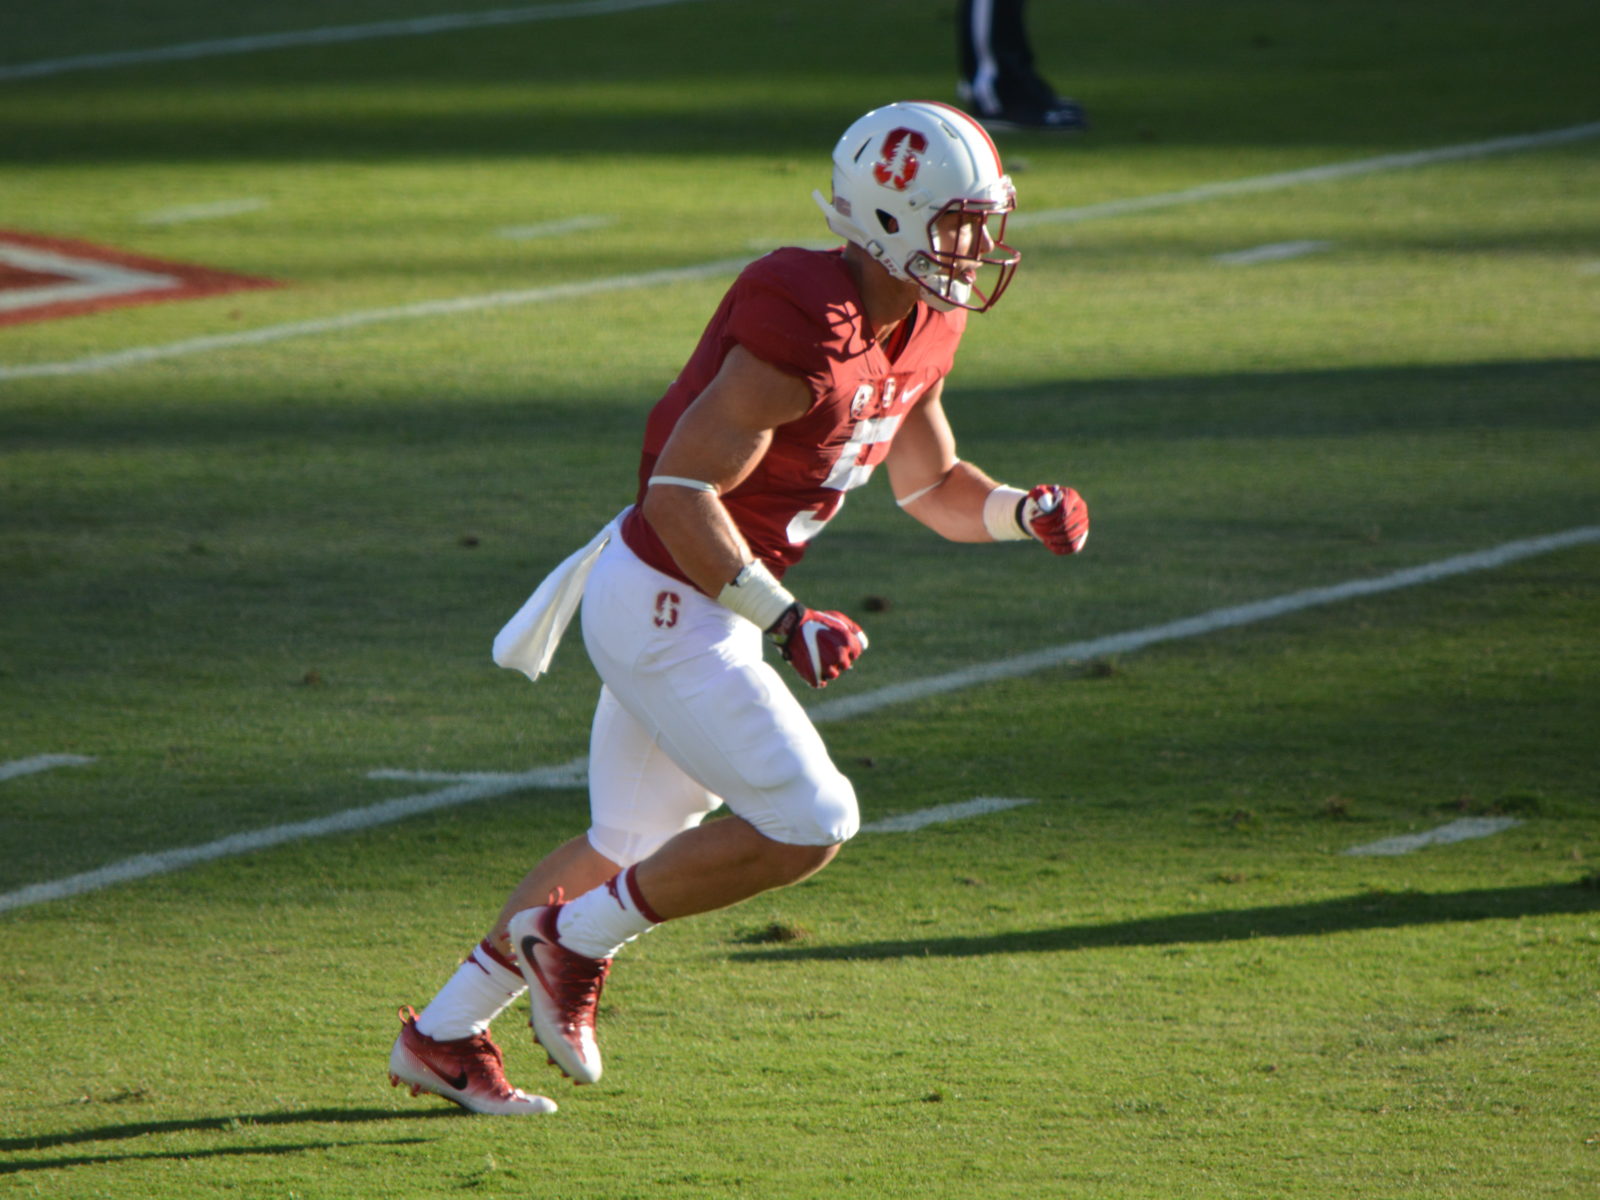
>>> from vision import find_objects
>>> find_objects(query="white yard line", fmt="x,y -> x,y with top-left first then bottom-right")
807,526 -> 1600,723
0,754 -> 96,783
0,758 -> 587,914
498,215 -> 615,240
4,121 -> 1597,382
0,0 -> 715,83
860,797 -> 1036,834
382,776 -> 1040,835
1214,239 -> 1333,266
1011,121 -> 1600,227
0,255 -> 753,381
139,198 -> 269,226
1344,818 -> 1523,857
2,527 -> 1594,913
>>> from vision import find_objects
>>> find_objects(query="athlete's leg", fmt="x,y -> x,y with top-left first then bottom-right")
576,538 -> 858,918
510,539 -> 860,1083
425,670 -> 720,1044
632,814 -> 837,919
488,834 -> 619,957
488,684 -> 723,952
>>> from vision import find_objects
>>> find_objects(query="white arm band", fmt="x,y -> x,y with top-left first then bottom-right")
716,560 -> 796,630
983,485 -> 1032,542
648,475 -> 718,493
895,461 -> 960,509
894,479 -> 942,509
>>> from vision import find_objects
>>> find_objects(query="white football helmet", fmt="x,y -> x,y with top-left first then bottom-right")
814,100 -> 1020,312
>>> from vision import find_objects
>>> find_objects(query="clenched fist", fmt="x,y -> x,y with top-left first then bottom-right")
1022,484 -> 1089,555
768,604 -> 869,689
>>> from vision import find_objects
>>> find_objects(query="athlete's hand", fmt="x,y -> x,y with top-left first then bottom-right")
1023,484 -> 1089,555
768,604 -> 869,689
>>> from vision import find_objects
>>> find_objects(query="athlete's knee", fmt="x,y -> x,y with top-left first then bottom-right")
812,768 -> 860,844
747,826 -> 840,889
587,824 -> 668,870
761,765 -> 859,848
586,787 -> 721,869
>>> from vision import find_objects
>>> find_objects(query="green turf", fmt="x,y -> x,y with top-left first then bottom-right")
2,1 -> 1597,1197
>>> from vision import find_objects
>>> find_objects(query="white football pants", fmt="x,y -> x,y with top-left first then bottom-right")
578,535 -> 859,867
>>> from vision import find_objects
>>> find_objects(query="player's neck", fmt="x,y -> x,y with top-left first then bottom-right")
842,244 -> 921,344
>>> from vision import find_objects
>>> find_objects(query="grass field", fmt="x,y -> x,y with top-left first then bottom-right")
2,1 -> 1598,1197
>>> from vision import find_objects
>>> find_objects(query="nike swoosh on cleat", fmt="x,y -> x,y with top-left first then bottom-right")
521,933 -> 567,1007
425,1062 -> 470,1091
520,935 -> 568,1021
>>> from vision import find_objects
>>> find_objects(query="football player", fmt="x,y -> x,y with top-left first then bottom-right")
389,100 -> 1089,1113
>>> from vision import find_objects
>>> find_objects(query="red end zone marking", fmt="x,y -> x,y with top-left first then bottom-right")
0,230 -> 279,327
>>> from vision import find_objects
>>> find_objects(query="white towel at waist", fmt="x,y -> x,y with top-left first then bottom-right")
492,511 -> 624,682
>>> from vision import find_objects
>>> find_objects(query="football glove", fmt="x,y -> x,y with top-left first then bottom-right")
1023,484 -> 1089,555
768,604 -> 869,689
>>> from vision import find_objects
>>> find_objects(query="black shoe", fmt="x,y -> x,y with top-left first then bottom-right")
960,79 -> 1089,133
979,98 -> 1088,133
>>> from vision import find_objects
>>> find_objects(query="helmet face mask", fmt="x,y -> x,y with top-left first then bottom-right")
814,101 -> 1021,313
906,195 -> 1017,312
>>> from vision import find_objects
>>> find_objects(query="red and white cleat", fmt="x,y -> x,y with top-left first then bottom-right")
507,904 -> 610,1085
387,1006 -> 556,1115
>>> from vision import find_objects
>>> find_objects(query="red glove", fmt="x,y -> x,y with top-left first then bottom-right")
1023,484 -> 1089,555
768,604 -> 869,689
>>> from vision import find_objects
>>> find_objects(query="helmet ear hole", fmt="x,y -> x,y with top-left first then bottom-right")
875,210 -> 900,234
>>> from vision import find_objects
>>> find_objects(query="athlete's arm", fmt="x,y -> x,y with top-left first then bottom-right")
884,383 -> 1003,542
888,383 -> 1090,553
641,344 -> 813,597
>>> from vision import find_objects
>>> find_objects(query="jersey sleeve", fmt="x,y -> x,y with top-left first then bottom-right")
724,264 -> 840,394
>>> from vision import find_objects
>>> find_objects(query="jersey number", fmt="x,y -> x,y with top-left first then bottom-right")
784,412 -> 903,545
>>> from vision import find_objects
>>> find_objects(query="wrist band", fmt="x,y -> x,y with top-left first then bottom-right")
982,485 -> 1031,541
716,560 -> 797,630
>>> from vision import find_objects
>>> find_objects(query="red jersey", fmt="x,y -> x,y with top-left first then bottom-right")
620,247 -> 966,590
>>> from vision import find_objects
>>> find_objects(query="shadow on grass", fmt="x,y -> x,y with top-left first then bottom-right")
8,358 -> 1596,451
0,1137 -> 434,1176
4,0 -> 1595,167
732,881 -> 1600,963
0,1105 -> 462,1168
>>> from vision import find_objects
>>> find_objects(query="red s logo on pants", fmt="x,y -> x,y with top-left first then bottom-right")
653,591 -> 681,629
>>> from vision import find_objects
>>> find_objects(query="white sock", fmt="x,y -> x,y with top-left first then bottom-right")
554,865 -> 664,960
415,939 -> 526,1041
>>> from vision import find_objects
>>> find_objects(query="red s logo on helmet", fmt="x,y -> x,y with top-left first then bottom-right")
872,128 -> 928,191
